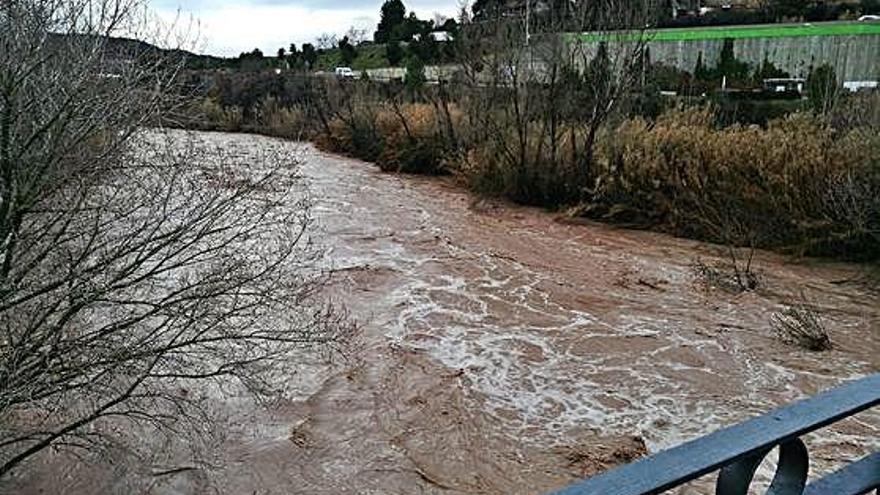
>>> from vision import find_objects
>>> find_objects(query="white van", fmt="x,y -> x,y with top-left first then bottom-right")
335,67 -> 355,79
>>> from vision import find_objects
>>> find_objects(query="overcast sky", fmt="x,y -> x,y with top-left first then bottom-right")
149,0 -> 461,57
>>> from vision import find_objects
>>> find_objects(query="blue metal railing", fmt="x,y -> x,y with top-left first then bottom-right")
550,373 -> 880,495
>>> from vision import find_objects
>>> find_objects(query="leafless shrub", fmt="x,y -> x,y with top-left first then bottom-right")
692,251 -> 761,294
827,91 -> 880,132
450,0 -> 654,206
822,164 -> 880,258
771,299 -> 832,351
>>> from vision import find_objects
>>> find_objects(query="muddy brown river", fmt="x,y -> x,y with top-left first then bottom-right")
9,132 -> 880,494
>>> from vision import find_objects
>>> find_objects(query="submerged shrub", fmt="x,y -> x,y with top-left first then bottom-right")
189,76 -> 879,262
190,98 -> 244,132
313,102 -> 385,161
771,300 -> 832,351
313,99 -> 461,175
692,251 -> 761,294
183,96 -> 307,138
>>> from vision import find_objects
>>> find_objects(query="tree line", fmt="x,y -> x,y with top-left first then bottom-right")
221,0 -> 880,73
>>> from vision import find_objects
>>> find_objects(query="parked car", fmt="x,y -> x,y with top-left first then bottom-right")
334,67 -> 355,79
858,15 -> 880,21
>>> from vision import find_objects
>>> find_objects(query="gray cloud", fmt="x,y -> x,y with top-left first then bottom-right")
150,0 -> 459,55
152,0 -> 456,13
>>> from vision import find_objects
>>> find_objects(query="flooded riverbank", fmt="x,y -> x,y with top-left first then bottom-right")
9,131 -> 879,494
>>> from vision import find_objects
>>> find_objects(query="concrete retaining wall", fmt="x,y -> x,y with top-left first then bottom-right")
364,65 -> 460,82
645,34 -> 880,81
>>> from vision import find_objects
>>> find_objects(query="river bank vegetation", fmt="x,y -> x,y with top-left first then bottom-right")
183,40 -> 880,264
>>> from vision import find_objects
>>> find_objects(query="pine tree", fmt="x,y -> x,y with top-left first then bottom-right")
806,64 -> 838,114
770,0 -> 813,20
386,41 -> 404,67
338,36 -> 357,65
753,55 -> 788,84
471,0 -> 504,20
288,43 -> 300,67
374,0 -> 406,43
694,52 -> 709,81
301,43 -> 317,70
405,55 -> 426,91
717,38 -> 749,83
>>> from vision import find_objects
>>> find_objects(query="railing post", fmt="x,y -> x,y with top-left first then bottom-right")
716,438 -> 808,495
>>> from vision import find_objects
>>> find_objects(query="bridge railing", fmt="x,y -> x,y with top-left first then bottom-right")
550,373 -> 880,495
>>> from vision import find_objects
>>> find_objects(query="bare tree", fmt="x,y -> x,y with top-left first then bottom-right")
453,0 -> 653,204
345,26 -> 368,46
562,1 -> 654,183
315,32 -> 338,51
0,0 -> 347,480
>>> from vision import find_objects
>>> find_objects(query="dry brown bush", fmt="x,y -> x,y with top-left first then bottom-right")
190,72 -> 879,261
313,108 -> 383,160
252,96 -> 309,139
375,103 -> 462,174
309,81 -> 383,160
313,99 -> 462,175
185,97 -> 308,139
592,107 -> 880,258
771,299 -> 832,351
181,98 -> 244,132
458,123 -> 588,206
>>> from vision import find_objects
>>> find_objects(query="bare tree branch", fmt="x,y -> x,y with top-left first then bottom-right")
0,0 -> 350,480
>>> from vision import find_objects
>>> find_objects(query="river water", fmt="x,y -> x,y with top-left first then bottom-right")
10,132 -> 880,494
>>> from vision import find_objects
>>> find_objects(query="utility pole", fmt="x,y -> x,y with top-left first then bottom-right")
525,0 -> 531,46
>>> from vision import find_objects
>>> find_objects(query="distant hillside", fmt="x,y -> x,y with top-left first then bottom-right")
50,33 -> 231,69
101,36 -> 230,69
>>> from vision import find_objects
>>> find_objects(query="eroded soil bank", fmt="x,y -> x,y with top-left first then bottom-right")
9,132 -> 879,494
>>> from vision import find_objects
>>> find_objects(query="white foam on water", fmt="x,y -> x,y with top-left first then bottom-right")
301,142 -> 879,471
